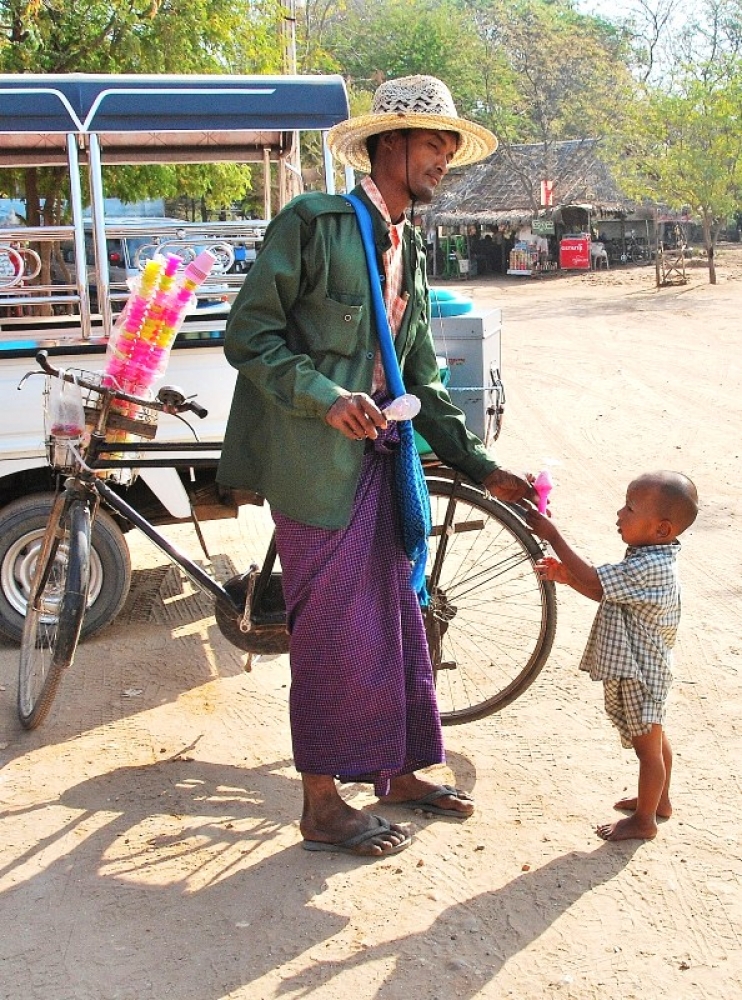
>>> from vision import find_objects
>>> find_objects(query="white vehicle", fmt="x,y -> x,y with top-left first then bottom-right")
0,72 -> 349,641
57,218 -> 242,314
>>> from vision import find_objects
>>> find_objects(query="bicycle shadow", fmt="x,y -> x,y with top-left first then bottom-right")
0,756 -> 347,997
0,553 -> 287,758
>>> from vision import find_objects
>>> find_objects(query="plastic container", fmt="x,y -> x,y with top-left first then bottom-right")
45,372 -> 85,470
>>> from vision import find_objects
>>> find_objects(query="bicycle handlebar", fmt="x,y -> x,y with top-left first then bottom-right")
34,350 -> 208,419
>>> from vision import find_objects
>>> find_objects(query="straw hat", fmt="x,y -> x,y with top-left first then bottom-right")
327,75 -> 497,173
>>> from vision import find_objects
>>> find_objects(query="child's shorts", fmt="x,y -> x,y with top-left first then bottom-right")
603,678 -> 666,748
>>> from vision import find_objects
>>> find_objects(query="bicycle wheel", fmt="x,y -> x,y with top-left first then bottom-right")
18,495 -> 91,729
0,493 -> 131,643
424,477 -> 557,724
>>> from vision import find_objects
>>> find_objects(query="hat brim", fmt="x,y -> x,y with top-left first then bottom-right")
326,111 -> 497,173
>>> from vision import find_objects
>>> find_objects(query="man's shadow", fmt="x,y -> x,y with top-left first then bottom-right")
0,755 -> 347,999
276,840 -> 640,998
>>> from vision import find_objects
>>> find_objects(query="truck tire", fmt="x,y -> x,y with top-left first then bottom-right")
0,493 -> 131,644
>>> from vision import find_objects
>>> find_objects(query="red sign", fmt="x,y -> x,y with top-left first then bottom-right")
540,179 -> 554,207
559,237 -> 590,270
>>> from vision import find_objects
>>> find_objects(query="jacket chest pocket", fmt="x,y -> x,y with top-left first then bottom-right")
293,295 -> 365,357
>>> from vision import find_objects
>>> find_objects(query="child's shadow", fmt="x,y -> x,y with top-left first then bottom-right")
277,840 -> 640,998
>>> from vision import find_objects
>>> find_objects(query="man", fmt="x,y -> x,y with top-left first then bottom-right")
218,75 -> 537,858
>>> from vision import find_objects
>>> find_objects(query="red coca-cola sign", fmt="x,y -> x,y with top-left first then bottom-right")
559,237 -> 590,270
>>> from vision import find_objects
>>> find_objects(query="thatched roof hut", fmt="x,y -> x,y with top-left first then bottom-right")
423,138 -> 655,231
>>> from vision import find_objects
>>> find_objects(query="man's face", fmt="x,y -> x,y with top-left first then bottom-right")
390,128 -> 459,203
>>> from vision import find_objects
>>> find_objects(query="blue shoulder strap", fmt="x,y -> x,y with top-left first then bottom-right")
344,194 -> 431,602
344,194 -> 405,398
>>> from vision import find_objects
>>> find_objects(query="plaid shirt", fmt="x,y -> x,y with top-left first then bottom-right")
360,176 -> 409,392
580,542 -> 681,704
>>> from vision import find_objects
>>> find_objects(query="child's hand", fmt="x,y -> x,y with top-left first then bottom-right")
535,556 -> 571,585
523,505 -> 558,542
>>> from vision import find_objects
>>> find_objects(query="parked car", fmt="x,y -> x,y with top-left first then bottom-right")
58,219 -> 234,313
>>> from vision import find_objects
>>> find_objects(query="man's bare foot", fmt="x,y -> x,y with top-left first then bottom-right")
380,775 -> 474,818
596,815 -> 658,841
614,796 -> 672,819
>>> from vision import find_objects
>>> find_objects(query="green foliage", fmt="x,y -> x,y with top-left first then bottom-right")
0,0 -> 285,74
464,0 -> 634,144
323,0 -> 485,114
317,0 -> 634,149
0,0 -> 284,216
295,0 -> 346,73
607,54 -> 742,281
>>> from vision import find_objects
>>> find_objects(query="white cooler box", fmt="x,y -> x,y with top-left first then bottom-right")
432,307 -> 502,443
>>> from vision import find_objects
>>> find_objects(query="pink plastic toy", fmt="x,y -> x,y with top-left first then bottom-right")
104,250 -> 216,393
534,468 -> 553,513
153,250 -> 216,350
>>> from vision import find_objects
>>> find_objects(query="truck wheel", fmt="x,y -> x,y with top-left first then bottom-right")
0,493 -> 132,644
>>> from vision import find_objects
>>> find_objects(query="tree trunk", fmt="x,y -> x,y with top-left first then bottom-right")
703,212 -> 716,285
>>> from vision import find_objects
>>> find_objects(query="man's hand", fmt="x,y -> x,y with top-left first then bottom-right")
482,467 -> 538,505
325,392 -> 387,441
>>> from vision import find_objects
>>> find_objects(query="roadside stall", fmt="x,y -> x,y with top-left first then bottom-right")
506,218 -> 556,276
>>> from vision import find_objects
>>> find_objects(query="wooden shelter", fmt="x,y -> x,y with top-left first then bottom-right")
423,138 -> 660,274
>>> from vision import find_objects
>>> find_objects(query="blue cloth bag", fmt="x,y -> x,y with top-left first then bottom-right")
345,195 -> 431,602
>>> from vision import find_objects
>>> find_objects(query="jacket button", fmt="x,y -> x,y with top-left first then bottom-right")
366,351 -> 374,360
344,313 -> 352,322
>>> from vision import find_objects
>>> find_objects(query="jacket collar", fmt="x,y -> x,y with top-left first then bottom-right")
352,183 -> 397,256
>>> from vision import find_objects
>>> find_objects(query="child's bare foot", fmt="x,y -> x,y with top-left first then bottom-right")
596,815 -> 658,841
614,796 -> 672,819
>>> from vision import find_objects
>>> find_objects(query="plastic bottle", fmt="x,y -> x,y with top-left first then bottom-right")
383,393 -> 422,421
155,250 -> 216,348
149,251 -> 216,379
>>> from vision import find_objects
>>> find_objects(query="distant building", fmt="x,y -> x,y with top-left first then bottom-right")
423,138 -> 689,274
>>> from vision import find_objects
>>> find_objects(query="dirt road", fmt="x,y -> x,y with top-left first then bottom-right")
1,250 -> 740,1000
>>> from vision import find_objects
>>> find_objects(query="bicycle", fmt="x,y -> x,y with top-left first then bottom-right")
18,351 -> 556,730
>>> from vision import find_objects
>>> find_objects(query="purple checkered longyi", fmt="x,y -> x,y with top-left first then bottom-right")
272,433 -> 444,797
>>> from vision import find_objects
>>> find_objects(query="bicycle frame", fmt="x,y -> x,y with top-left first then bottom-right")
21,350 -> 556,731
84,470 -> 240,613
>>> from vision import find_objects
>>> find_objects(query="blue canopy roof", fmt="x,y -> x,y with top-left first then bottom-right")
0,73 -> 349,165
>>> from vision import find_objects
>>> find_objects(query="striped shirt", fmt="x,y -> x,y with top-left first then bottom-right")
360,176 -> 409,392
580,542 -> 681,705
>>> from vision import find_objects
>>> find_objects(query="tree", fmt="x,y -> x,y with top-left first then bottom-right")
459,0 -> 634,210
463,0 -> 633,141
0,0 -> 285,217
321,0 -> 484,109
609,57 -> 742,283
0,0 -> 285,303
294,0 -> 346,73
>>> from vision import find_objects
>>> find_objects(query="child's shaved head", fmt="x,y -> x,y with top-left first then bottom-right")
634,471 -> 699,535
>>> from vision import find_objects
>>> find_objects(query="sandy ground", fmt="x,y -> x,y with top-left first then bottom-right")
1,249 -> 741,1000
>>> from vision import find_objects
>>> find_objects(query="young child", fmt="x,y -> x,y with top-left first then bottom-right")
525,471 -> 699,842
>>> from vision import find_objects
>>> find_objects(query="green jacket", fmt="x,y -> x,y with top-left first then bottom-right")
217,185 -> 497,528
